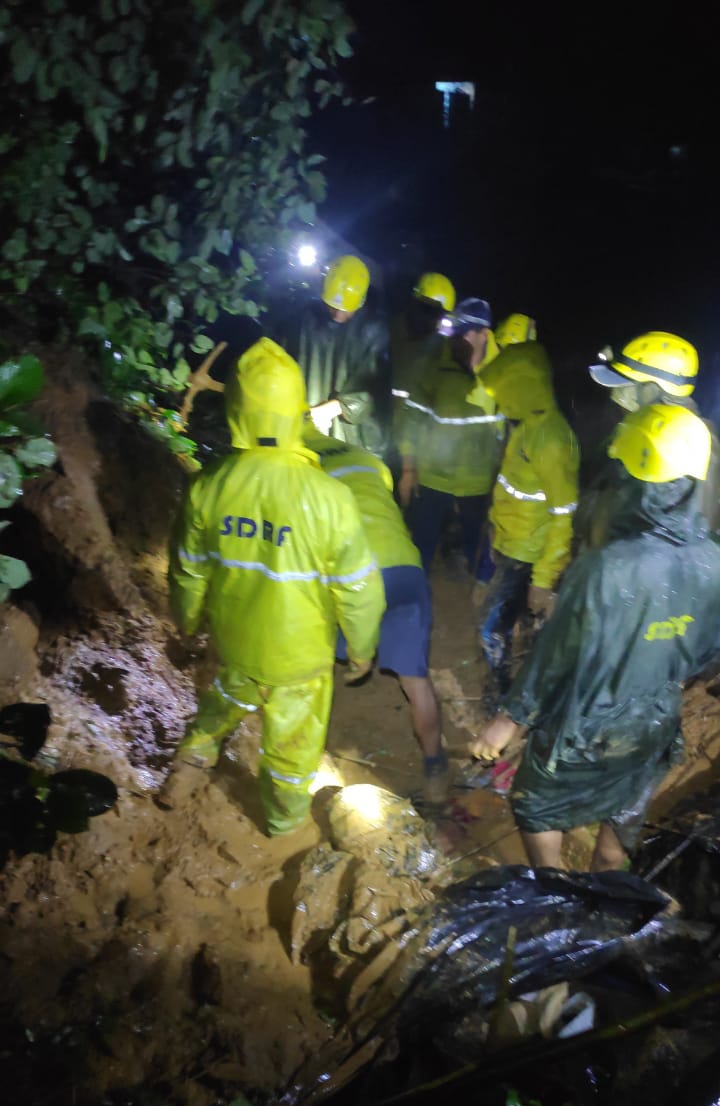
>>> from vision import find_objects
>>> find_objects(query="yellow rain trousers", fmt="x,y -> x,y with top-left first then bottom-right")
179,669 -> 332,835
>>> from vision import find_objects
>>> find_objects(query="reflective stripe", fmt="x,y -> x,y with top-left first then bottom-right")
392,388 -> 410,399
327,465 -> 378,479
404,398 -> 504,426
179,550 -> 377,586
548,502 -> 577,516
179,549 -> 208,563
497,473 -> 547,502
213,677 -> 259,712
266,766 -> 317,787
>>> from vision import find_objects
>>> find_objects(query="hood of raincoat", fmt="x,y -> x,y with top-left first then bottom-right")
604,466 -> 707,545
481,342 -> 555,421
224,337 -> 308,450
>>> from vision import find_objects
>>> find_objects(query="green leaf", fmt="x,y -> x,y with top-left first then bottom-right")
0,554 -> 32,592
0,355 -> 44,409
241,0 -> 265,25
296,201 -> 315,223
15,437 -> 57,469
166,294 -> 183,321
172,359 -> 191,386
190,334 -> 214,354
239,249 -> 255,272
10,40 -> 38,84
77,316 -> 108,340
0,454 -> 23,508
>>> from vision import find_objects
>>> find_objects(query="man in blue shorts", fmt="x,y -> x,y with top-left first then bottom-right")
306,428 -> 447,802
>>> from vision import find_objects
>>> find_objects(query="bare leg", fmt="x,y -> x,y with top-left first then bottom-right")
591,823 -> 627,871
398,675 -> 442,758
521,829 -> 564,868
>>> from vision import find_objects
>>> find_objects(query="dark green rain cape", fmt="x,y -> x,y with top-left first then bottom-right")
276,298 -> 390,456
506,475 -> 720,837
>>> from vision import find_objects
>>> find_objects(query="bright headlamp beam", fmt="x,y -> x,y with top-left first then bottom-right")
297,244 -> 318,267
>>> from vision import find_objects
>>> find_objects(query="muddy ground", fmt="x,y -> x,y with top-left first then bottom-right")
2,354 -> 720,1105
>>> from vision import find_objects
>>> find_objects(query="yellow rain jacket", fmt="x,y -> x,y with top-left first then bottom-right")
305,428 -> 422,570
169,341 -> 386,685
397,351 -> 505,497
482,343 -> 580,589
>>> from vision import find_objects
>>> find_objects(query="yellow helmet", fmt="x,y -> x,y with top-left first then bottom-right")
225,338 -> 308,449
495,313 -> 537,347
590,331 -> 698,398
322,255 -> 370,313
413,272 -> 456,312
608,403 -> 710,483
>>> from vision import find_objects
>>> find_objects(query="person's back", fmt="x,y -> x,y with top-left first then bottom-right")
507,479 -> 720,764
177,445 -> 379,685
306,428 -> 449,801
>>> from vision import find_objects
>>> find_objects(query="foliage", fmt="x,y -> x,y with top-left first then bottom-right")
0,0 -> 353,443
0,353 -> 56,601
0,701 -> 118,868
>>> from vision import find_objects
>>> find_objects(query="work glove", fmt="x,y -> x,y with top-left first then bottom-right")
397,465 -> 419,508
344,658 -> 373,685
527,585 -> 556,620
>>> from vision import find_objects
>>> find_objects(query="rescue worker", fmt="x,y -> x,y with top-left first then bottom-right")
390,272 -> 456,404
587,331 -> 720,534
470,404 -> 720,871
494,313 -> 538,349
397,298 -> 504,577
305,426 -> 449,802
168,338 -> 386,836
273,254 -> 390,457
477,341 -> 579,698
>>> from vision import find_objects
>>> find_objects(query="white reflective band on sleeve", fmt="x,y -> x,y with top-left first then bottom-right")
391,388 -> 410,399
404,399 -> 504,426
548,502 -> 577,516
266,766 -> 318,787
188,552 -> 378,586
328,465 -> 378,479
497,473 -> 547,502
213,677 -> 259,712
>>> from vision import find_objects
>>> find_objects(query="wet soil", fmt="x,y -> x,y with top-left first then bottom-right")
1,354 -> 720,1105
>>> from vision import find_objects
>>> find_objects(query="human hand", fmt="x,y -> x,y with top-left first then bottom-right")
397,466 -> 419,508
527,585 -> 556,619
310,399 -> 343,434
344,658 -> 373,685
469,712 -> 519,761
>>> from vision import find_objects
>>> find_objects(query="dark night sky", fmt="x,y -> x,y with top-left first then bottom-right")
311,1 -> 720,414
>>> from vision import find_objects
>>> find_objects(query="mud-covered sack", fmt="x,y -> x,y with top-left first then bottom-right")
328,784 -> 442,877
291,785 -> 444,966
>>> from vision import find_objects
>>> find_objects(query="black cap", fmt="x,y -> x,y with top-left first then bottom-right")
440,297 -> 493,336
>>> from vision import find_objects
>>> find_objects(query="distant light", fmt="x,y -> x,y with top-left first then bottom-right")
297,244 -> 318,267
113,351 -> 122,362
435,81 -> 476,128
104,340 -> 112,349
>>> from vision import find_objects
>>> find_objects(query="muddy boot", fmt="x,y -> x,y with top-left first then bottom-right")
423,750 -> 450,806
176,733 -> 222,769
